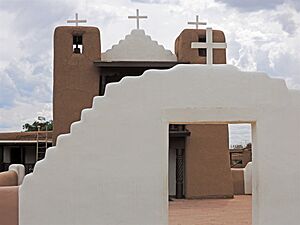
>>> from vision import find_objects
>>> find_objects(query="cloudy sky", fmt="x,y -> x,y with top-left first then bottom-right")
0,0 -> 299,145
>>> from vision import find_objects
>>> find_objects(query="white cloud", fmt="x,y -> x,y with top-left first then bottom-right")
0,0 -> 73,130
0,101 -> 52,131
0,73 -> 17,108
215,0 -> 293,11
131,0 -> 179,4
229,124 -> 252,146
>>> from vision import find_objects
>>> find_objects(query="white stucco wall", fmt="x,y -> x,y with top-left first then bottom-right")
20,65 -> 300,225
101,29 -> 177,61
244,161 -> 252,194
9,164 -> 25,185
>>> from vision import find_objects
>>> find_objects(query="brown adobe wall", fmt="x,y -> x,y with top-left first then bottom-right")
231,168 -> 245,195
231,149 -> 252,168
175,29 -> 226,64
53,26 -> 101,144
0,186 -> 18,225
0,171 -> 18,187
0,131 -> 52,141
185,124 -> 233,198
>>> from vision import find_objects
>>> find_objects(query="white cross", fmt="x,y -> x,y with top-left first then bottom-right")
188,15 -> 207,29
67,13 -> 87,26
128,9 -> 147,30
191,28 -> 227,65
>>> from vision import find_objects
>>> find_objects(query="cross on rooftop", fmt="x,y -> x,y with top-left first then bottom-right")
67,13 -> 87,26
128,9 -> 148,30
188,15 -> 207,29
191,27 -> 227,65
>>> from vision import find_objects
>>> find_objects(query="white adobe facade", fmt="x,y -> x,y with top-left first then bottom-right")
102,29 -> 177,61
20,64 -> 300,225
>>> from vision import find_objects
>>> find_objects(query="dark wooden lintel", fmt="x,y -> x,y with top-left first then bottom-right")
169,130 -> 191,138
94,60 -> 189,68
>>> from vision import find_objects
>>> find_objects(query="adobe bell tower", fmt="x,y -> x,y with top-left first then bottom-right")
53,14 -> 101,144
175,16 -> 226,64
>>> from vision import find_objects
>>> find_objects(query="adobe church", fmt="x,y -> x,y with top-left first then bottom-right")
53,11 -> 233,199
1,10 -> 300,225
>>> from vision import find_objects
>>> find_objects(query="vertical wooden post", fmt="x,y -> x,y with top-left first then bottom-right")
176,148 -> 184,199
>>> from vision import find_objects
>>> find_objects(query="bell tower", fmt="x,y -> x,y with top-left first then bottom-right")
175,16 -> 226,64
52,15 -> 101,144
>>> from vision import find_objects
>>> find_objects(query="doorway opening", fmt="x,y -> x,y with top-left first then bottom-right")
168,122 -> 253,225
229,123 -> 252,169
10,147 -> 23,164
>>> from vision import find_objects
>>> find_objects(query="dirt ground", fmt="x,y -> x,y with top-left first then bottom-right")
169,195 -> 252,225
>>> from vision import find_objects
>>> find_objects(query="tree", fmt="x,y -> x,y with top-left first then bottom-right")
22,120 -> 53,132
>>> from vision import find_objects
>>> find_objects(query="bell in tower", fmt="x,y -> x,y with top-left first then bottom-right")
73,35 -> 83,54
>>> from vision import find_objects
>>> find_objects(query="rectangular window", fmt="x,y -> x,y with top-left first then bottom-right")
10,147 -> 22,164
198,35 -> 207,57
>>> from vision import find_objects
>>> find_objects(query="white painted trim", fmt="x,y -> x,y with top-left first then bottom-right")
244,162 -> 252,194
102,29 -> 177,62
9,164 -> 25,185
